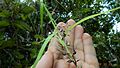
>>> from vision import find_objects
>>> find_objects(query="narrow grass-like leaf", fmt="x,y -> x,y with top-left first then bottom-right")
14,21 -> 31,31
67,7 -> 120,31
44,4 -> 57,28
31,4 -> 58,68
31,32 -> 56,68
0,21 -> 9,27
40,0 -> 44,33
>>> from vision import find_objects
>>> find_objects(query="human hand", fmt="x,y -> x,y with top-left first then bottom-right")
36,19 -> 99,68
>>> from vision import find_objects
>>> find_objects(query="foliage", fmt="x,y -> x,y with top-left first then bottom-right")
0,0 -> 120,68
0,0 -> 40,67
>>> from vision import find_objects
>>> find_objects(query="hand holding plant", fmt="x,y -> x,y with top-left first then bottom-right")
36,19 -> 99,68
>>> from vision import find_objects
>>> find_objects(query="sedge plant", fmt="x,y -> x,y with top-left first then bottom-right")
31,0 -> 120,67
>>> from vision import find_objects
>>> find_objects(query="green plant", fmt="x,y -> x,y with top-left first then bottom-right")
31,1 -> 120,67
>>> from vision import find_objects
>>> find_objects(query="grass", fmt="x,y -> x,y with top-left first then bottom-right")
40,0 -> 44,33
31,1 -> 120,67
31,31 -> 56,68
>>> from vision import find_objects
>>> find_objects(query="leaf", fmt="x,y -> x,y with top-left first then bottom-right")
44,4 -> 57,28
32,41 -> 40,45
34,34 -> 44,40
14,21 -> 32,31
14,63 -> 22,68
15,51 -> 24,59
0,32 -> 4,40
40,0 -> 44,33
0,21 -> 9,27
30,49 -> 37,59
0,40 -> 4,46
81,8 -> 91,13
21,6 -> 35,14
31,32 -> 56,68
67,7 -> 120,31
34,34 -> 41,39
20,14 -> 28,20
0,39 -> 15,49
0,10 -> 10,18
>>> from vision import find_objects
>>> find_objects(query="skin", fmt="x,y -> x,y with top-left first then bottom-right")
36,19 -> 99,68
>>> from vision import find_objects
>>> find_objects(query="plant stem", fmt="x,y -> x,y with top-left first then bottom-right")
40,0 -> 44,33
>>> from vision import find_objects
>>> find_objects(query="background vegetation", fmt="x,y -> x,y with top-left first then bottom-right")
0,0 -> 120,68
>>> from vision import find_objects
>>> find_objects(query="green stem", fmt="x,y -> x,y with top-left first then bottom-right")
40,0 -> 44,33
44,4 -> 57,28
31,32 -> 56,68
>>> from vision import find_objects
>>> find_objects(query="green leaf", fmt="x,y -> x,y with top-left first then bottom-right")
0,10 -> 10,18
14,63 -> 22,68
0,39 -> 15,49
30,49 -> 37,59
20,14 -> 28,20
67,7 -> 120,31
44,4 -> 57,28
32,41 -> 40,45
14,21 -> 32,31
40,0 -> 44,33
0,21 -> 9,27
81,8 -> 91,13
0,32 -> 4,40
34,34 -> 41,39
21,6 -> 35,14
34,34 -> 44,40
31,32 -> 56,68
15,51 -> 24,59
0,40 -> 4,46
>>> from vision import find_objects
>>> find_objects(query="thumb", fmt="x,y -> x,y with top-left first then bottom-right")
36,51 -> 53,68
36,37 -> 61,68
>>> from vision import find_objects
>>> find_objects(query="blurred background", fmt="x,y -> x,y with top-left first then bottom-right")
0,0 -> 120,68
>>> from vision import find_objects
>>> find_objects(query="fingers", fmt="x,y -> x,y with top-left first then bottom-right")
57,22 -> 66,30
57,22 -> 66,39
37,19 -> 99,68
83,33 -> 99,68
36,51 -> 54,68
74,25 -> 84,66
83,33 -> 96,56
57,19 -> 75,59
65,19 -> 75,47
48,22 -> 67,59
74,25 -> 84,50
64,19 -> 75,56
